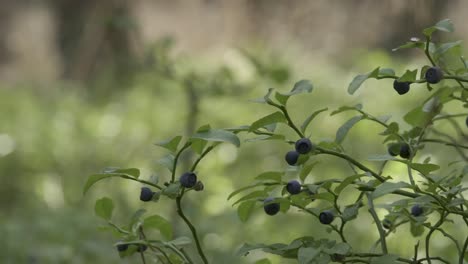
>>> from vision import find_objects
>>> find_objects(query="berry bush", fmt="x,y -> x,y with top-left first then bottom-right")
84,19 -> 468,264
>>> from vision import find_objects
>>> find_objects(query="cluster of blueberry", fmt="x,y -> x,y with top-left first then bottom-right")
393,66 -> 443,95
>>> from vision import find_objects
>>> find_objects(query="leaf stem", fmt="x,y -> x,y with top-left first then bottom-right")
366,193 -> 387,254
176,190 -> 209,264
171,142 -> 192,182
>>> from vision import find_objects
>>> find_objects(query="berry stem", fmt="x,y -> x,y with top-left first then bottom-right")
425,211 -> 447,264
171,142 -> 192,182
191,145 -> 215,171
424,36 -> 437,67
460,234 -> 468,264
366,193 -> 387,254
266,100 -> 305,138
176,190 -> 209,264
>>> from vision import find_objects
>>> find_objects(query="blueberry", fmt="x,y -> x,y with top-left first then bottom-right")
263,197 -> 280,216
140,187 -> 154,202
180,172 -> 197,188
387,143 -> 399,156
286,180 -> 302,195
285,150 -> 300,165
411,204 -> 423,217
393,80 -> 410,95
425,67 -> 443,84
399,143 -> 411,159
382,219 -> 392,229
295,138 -> 313,154
116,244 -> 128,252
319,210 -> 334,224
136,244 -> 148,252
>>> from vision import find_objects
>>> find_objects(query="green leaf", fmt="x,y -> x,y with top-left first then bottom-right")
328,243 -> 351,255
423,19 -> 454,36
254,258 -> 272,264
331,104 -> 363,116
300,107 -> 328,133
191,129 -> 240,147
370,254 -> 400,264
348,67 -> 379,95
161,183 -> 180,199
83,171 -> 140,195
228,182 -> 265,200
144,214 -> 173,240
379,68 -> 395,76
102,167 -> 140,178
255,171 -> 283,182
300,161 -> 319,182
342,204 -> 359,221
311,192 -> 335,203
409,163 -> 440,175
410,222 -> 425,237
249,112 -> 286,132
154,136 -> 182,152
275,80 -> 314,105
404,106 -> 434,128
367,154 -> 397,161
156,154 -> 175,172
397,69 -> 418,82
191,138 -> 207,155
433,40 -> 462,59
372,182 -> 412,199
335,116 -> 363,144
297,247 -> 320,264
166,236 -> 192,247
95,197 -> 114,221
392,41 -> 425,52
334,174 -> 365,194
232,190 -> 267,206
237,200 -> 256,222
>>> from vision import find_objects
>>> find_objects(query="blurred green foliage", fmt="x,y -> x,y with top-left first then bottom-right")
0,39 -> 465,263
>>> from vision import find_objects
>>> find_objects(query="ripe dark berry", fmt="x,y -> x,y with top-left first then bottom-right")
295,138 -> 313,154
387,143 -> 399,156
116,244 -> 128,252
425,67 -> 443,84
411,204 -> 423,217
263,197 -> 280,216
180,172 -> 197,188
136,244 -> 148,252
382,219 -> 392,229
286,180 -> 302,195
319,210 -> 334,224
399,143 -> 411,159
285,150 -> 300,165
393,80 -> 410,95
465,116 -> 468,127
140,187 -> 154,202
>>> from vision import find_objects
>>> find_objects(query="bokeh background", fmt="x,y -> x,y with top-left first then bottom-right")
1,1 -> 467,263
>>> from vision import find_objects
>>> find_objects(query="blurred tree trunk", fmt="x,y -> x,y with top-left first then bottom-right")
52,0 -> 142,82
